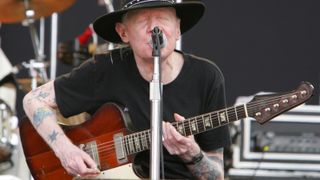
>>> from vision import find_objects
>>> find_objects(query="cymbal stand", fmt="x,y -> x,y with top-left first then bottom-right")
21,60 -> 47,90
50,13 -> 58,80
22,0 -> 48,90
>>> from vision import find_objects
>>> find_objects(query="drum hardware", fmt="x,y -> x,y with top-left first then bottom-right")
20,60 -> 49,90
0,0 -> 75,24
103,0 -> 115,13
57,40 -> 125,66
16,78 -> 45,93
0,74 -> 19,90
0,0 -> 76,90
0,100 -> 19,170
57,0 -> 118,67
22,0 -> 50,88
0,100 -> 18,146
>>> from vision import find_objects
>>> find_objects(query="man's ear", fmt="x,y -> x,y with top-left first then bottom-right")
115,22 -> 129,43
175,19 -> 181,40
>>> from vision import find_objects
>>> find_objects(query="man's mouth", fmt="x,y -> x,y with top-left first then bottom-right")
148,33 -> 167,49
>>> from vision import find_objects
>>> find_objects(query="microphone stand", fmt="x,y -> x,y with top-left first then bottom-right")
150,27 -> 163,180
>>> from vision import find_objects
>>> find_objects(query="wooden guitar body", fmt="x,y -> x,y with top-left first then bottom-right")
19,103 -> 134,180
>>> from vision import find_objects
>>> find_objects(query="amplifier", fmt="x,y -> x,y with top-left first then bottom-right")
232,104 -> 320,171
253,129 -> 320,154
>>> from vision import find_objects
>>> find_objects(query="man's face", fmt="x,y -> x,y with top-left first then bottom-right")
116,7 -> 181,60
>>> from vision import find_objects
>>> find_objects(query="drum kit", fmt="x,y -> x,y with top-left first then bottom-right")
0,0 -> 116,174
0,0 -> 76,89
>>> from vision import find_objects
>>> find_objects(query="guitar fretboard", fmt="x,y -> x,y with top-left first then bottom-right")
120,81 -> 314,156
123,104 -> 249,155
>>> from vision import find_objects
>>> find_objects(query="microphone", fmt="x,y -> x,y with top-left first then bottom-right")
151,27 -> 166,56
151,27 -> 165,48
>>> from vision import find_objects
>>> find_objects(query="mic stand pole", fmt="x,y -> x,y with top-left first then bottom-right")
150,28 -> 163,180
50,13 -> 58,80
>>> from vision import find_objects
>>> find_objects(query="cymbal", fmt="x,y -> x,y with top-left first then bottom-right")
0,0 -> 76,24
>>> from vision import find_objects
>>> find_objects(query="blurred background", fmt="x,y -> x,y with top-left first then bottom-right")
0,0 -> 319,179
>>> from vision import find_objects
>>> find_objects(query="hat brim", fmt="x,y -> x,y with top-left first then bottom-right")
93,2 -> 205,43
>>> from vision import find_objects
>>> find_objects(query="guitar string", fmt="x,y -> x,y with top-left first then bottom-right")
85,95 -> 302,161
82,91 -> 308,160
82,91 -> 306,156
89,102 -> 306,162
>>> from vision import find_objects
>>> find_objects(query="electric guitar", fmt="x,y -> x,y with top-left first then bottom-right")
19,82 -> 314,180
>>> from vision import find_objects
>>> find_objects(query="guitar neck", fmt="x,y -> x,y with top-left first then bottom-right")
123,104 -> 249,155
120,82 -> 314,156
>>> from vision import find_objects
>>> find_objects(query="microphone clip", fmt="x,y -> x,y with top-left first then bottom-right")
151,27 -> 163,57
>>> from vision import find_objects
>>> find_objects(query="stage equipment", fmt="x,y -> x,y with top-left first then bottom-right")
16,78 -> 45,93
228,103 -> 320,179
0,0 -> 76,90
0,0 -> 75,23
0,99 -> 19,170
57,24 -> 123,67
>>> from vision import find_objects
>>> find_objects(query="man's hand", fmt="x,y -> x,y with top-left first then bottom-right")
162,113 -> 201,162
54,141 -> 100,177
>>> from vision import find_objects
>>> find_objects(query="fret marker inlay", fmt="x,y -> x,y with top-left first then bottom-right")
204,115 -> 211,127
219,112 -> 227,123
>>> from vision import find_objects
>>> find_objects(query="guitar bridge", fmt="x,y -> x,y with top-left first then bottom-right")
79,141 -> 101,169
113,133 -> 128,164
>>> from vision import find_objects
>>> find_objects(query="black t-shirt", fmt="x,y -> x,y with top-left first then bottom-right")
54,47 -> 231,179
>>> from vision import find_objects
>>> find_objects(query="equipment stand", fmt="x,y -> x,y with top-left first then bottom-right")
150,27 -> 163,180
22,0 -> 49,88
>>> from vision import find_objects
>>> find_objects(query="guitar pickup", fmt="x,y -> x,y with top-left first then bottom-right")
113,133 -> 128,164
80,141 -> 101,169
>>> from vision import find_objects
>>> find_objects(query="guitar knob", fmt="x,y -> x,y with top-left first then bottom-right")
273,103 -> 279,108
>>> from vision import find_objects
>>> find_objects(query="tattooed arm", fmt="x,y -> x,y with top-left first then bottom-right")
186,149 -> 224,180
23,81 -> 100,177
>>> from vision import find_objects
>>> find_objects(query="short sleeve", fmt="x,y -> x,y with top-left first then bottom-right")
54,59 -> 96,117
195,63 -> 231,151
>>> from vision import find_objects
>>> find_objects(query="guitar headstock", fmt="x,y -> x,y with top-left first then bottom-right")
247,81 -> 314,124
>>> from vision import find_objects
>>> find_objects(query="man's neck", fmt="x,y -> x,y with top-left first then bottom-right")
135,51 -> 184,84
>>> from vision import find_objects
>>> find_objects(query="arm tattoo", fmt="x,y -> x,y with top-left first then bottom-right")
37,91 -> 50,99
48,130 -> 59,143
190,155 -> 223,179
33,107 -> 54,128
189,149 -> 224,180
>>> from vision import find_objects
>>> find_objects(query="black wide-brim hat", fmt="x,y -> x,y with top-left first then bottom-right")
93,0 -> 205,43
